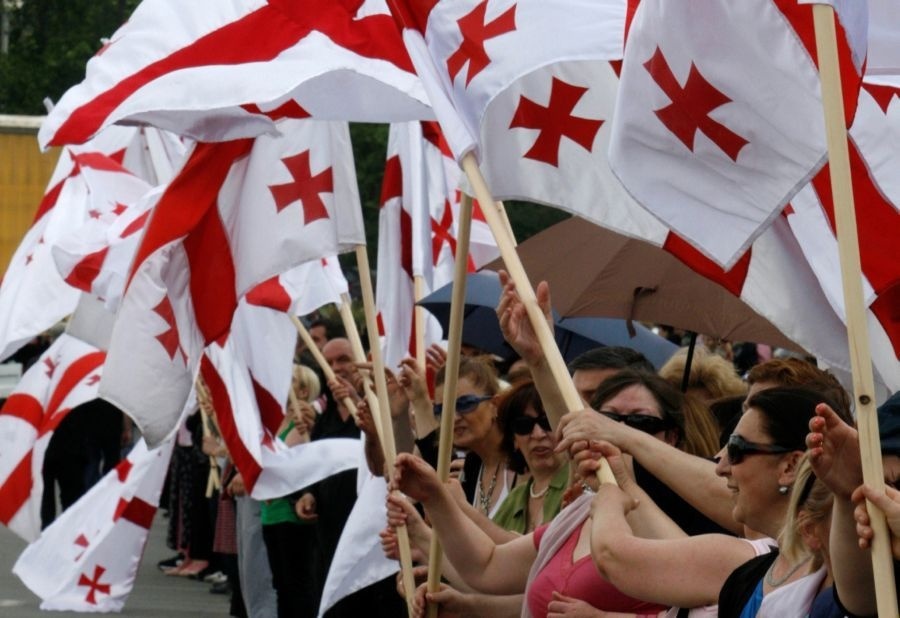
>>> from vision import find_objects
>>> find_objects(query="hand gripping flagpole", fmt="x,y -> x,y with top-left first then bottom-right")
812,5 -> 898,615
289,314 -> 359,422
355,245 -> 418,617
460,153 -> 616,487
424,192 -> 474,618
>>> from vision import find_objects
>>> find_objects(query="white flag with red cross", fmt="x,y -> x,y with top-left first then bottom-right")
0,126 -> 171,362
609,0 -> 866,268
40,0 -> 432,148
386,0 -> 668,244
0,334 -> 106,541
13,438 -> 174,612
245,255 -> 349,318
100,118 -> 365,446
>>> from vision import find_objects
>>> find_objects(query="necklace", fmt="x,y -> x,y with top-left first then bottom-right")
764,554 -> 813,588
529,480 -> 549,499
477,462 -> 501,515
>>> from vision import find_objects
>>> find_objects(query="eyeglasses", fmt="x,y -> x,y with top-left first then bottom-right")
726,434 -> 795,465
511,415 -> 552,436
599,411 -> 673,435
433,394 -> 492,416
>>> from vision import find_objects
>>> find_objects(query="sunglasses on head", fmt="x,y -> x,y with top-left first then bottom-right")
726,434 -> 795,465
511,414 -> 552,436
433,394 -> 492,416
599,411 -> 673,435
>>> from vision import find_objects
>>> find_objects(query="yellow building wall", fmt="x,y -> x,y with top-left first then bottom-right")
0,117 -> 60,277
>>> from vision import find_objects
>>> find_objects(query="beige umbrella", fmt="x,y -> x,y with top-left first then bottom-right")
485,216 -> 805,352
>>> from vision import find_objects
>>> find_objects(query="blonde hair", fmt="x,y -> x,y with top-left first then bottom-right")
779,453 -> 833,571
659,348 -> 747,400
293,364 -> 321,402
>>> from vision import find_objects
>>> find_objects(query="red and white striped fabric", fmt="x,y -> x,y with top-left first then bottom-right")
13,438 -> 173,612
375,121 -> 499,370
201,299 -> 360,500
50,161 -> 156,310
386,0 -> 668,243
0,334 -> 106,541
608,0 -> 865,268
0,126 -> 170,362
246,255 -> 349,318
39,0 -> 432,148
100,118 -> 365,446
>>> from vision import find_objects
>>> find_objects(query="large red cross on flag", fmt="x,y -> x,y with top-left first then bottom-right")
608,0 -> 866,268
0,334 -> 105,541
13,438 -> 174,612
39,0 -> 432,148
99,118 -> 365,446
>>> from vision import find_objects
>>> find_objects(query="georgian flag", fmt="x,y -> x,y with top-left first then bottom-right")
608,0 -> 866,268
39,0 -> 433,148
0,126 -> 171,362
201,299 -> 360,500
246,255 -> 349,318
13,438 -> 174,612
0,334 -> 106,541
100,118 -> 365,446
386,0 -> 668,243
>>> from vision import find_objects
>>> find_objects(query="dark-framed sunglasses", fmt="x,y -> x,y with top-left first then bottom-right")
433,394 -> 492,416
726,434 -> 795,465
599,411 -> 674,435
511,415 -> 552,436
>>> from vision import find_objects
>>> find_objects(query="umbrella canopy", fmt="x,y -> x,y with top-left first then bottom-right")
485,217 -> 804,352
418,271 -> 678,365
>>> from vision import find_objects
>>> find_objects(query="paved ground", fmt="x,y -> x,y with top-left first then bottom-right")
0,514 -> 231,617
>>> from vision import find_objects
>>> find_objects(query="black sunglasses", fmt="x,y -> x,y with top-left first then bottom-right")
726,434 -> 795,465
434,394 -> 492,416
511,415 -> 552,436
600,411 -> 673,435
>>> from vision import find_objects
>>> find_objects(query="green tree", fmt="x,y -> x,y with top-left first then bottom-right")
0,0 -> 139,114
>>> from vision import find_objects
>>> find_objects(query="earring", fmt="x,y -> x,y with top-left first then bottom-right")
778,485 -> 789,495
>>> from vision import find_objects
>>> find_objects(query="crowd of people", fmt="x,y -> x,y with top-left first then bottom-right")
17,278 -> 900,618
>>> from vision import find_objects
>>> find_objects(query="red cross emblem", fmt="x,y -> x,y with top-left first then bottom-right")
447,1 -> 517,86
112,203 -> 128,216
86,374 -> 101,386
73,534 -> 90,561
431,201 -> 458,265
43,357 -> 59,379
153,296 -> 186,363
78,565 -> 111,605
509,77 -> 604,167
269,150 -> 333,225
88,209 -> 102,220
644,47 -> 748,161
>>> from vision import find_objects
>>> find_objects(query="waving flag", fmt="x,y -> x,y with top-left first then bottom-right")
13,438 -> 173,612
608,0 -> 865,268
40,0 -> 432,148
100,119 -> 365,446
201,299 -> 359,500
386,0 -> 670,242
246,255 -> 349,318
0,334 -> 106,541
0,126 -> 171,362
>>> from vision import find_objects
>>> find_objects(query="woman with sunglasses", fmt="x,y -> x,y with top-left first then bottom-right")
390,374 -> 686,617
581,387 -> 834,616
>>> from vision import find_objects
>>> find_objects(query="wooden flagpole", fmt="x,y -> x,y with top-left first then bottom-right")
196,378 -> 222,498
286,386 -> 310,444
812,6 -> 898,615
414,276 -> 428,368
354,245 -> 418,617
424,193 -> 474,618
336,293 -> 388,450
288,314 -> 359,422
460,153 -> 616,485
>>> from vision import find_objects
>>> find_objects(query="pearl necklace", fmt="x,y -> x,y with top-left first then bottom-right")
529,481 -> 550,499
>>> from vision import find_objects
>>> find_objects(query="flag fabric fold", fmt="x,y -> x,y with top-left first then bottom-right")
39,0 -> 433,148
100,118 -> 365,446
0,334 -> 106,541
13,438 -> 174,612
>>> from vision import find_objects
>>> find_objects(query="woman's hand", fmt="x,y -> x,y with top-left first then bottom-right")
806,402 -> 862,500
851,483 -> 900,559
496,270 -> 552,364
426,344 -> 448,374
572,440 -> 635,494
295,492 -> 318,521
391,453 -> 444,504
413,580 -> 468,618
227,472 -> 246,497
399,358 -> 430,403
546,591 -> 607,617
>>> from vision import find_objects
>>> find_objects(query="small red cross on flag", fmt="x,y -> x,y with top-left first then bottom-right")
78,565 -> 111,605
447,1 -> 517,86
269,150 -> 333,225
